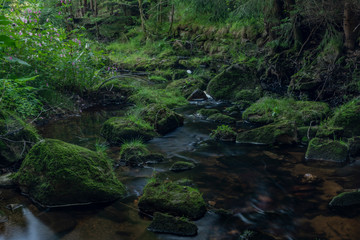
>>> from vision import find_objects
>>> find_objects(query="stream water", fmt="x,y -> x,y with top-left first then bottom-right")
0,101 -> 359,240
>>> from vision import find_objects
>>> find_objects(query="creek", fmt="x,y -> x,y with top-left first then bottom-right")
0,101 -> 359,240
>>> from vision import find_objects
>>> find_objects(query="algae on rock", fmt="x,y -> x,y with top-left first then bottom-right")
305,138 -> 349,163
15,139 -> 126,206
138,179 -> 206,220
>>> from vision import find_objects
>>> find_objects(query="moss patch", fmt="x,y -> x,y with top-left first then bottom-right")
138,179 -> 206,220
207,113 -> 236,124
15,139 -> 126,206
236,121 -> 297,145
329,191 -> 360,209
148,212 -> 198,236
305,138 -> 349,163
140,104 -> 184,135
242,97 -> 330,126
119,140 -> 164,166
166,78 -> 206,98
101,117 -> 157,144
210,125 -> 237,142
196,108 -> 220,118
0,110 -> 41,167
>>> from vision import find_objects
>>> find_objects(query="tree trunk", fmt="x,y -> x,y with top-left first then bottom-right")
83,0 -> 87,16
264,0 -> 284,40
138,0 -> 147,37
344,1 -> 359,50
168,3 -> 175,35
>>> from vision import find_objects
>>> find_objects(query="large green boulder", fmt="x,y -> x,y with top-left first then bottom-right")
329,191 -> 360,209
242,97 -> 330,126
148,212 -> 198,236
305,138 -> 349,163
15,139 -> 126,206
0,111 -> 41,167
206,65 -> 258,100
101,117 -> 157,144
166,77 -> 206,98
138,179 -> 206,220
140,104 -> 184,135
236,121 -> 297,145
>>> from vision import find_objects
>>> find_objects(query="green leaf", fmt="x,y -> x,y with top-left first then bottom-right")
0,35 -> 16,47
0,15 -> 11,25
4,57 -> 31,66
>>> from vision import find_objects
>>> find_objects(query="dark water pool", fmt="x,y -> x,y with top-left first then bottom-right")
1,103 -> 359,240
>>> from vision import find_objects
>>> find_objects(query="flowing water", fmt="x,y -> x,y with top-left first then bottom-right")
0,101 -> 360,240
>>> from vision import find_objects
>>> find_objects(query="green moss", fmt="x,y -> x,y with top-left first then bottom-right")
207,113 -> 236,124
148,75 -> 168,83
327,98 -> 360,137
140,104 -> 184,135
236,120 -> 297,145
170,161 -> 196,172
0,110 -> 41,167
101,116 -> 157,144
166,78 -> 206,98
242,97 -> 330,126
119,139 -> 165,166
206,65 -> 257,100
210,125 -> 237,141
15,139 -> 126,206
234,88 -> 262,102
148,212 -> 198,236
197,108 -> 220,118
297,126 -> 319,143
305,138 -> 349,163
138,179 -> 206,220
329,191 -> 360,208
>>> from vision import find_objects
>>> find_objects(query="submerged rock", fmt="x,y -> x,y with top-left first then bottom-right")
236,121 -> 297,145
170,161 -> 196,172
15,139 -> 126,207
207,113 -> 236,124
238,230 -> 276,240
138,179 -> 206,220
0,110 -> 41,167
329,191 -> 360,209
140,104 -> 184,135
101,117 -> 157,144
305,138 -> 349,163
148,212 -> 197,236
119,141 -> 165,166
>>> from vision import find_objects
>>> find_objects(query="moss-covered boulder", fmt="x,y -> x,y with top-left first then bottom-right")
305,138 -> 349,163
210,125 -> 237,142
242,97 -> 330,126
138,179 -> 206,220
236,121 -> 297,145
140,104 -> 184,135
326,98 -> 360,137
206,64 -> 258,100
166,77 -> 206,98
329,191 -> 360,209
234,88 -> 262,102
119,140 -> 165,166
170,161 -> 196,172
207,113 -> 236,124
101,117 -> 157,144
196,108 -> 220,118
0,111 -> 41,167
148,212 -> 198,236
15,139 -> 126,206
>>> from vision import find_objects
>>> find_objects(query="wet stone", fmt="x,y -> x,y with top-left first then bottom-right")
148,212 -> 198,236
187,89 -> 208,101
170,161 -> 196,172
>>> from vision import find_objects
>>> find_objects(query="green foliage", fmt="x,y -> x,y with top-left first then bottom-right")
210,124 -> 237,140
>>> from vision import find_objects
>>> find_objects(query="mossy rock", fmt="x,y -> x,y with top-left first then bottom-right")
238,230 -> 276,240
101,117 -> 157,144
0,111 -> 41,167
236,121 -> 297,145
166,78 -> 206,98
138,179 -> 206,220
329,191 -> 360,209
207,113 -> 236,124
119,141 -> 165,166
140,104 -> 184,135
148,212 -> 197,236
206,64 -> 258,100
234,88 -> 262,102
297,126 -> 319,143
15,139 -> 126,206
197,108 -> 220,118
327,98 -> 360,137
210,125 -> 237,142
170,161 -> 196,172
89,80 -> 135,105
242,97 -> 330,126
305,138 -> 349,163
